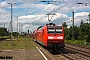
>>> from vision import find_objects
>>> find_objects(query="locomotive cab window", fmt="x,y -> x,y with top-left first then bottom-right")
48,28 -> 55,34
56,28 -> 62,34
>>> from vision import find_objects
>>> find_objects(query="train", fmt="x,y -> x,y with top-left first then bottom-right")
33,23 -> 65,51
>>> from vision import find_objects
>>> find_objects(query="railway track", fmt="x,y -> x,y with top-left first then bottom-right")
65,43 -> 90,54
61,48 -> 90,60
54,44 -> 90,60
65,45 -> 90,57
32,38 -> 90,60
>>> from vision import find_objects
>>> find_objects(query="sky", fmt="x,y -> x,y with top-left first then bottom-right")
0,0 -> 90,33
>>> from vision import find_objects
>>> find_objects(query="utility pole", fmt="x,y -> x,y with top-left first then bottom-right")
21,25 -> 23,34
88,13 -> 90,24
72,11 -> 74,40
15,16 -> 18,41
19,22 -> 21,34
8,2 -> 16,44
87,13 -> 90,35
4,23 -> 6,28
18,22 -> 21,40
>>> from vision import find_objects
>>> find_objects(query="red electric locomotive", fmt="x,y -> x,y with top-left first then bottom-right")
35,23 -> 65,51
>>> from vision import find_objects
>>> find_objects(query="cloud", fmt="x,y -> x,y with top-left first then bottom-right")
0,1 -> 8,8
74,12 -> 89,25
16,13 -> 67,32
7,12 -> 89,32
0,8 -> 6,12
0,0 -> 90,32
18,13 -> 69,26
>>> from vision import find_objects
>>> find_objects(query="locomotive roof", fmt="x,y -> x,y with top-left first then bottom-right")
46,23 -> 55,26
37,23 -> 62,30
37,26 -> 43,29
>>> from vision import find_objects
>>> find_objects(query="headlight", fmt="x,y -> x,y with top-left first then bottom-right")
48,36 -> 54,39
57,36 -> 63,39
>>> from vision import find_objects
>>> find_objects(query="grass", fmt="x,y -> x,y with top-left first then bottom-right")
65,39 -> 90,47
0,36 -> 36,50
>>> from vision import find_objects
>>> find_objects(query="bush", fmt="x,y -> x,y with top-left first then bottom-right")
86,33 -> 90,42
65,40 -> 89,46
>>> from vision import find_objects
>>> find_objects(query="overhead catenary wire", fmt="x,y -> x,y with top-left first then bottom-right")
17,0 -> 65,32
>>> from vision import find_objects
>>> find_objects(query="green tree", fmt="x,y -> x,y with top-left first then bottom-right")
12,32 -> 19,38
80,20 -> 83,26
62,22 -> 70,40
0,28 -> 9,38
74,26 -> 79,40
86,13 -> 90,42
62,22 -> 67,28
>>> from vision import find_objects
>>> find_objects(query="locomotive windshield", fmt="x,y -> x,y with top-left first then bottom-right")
56,28 -> 62,34
48,27 -> 62,34
48,28 -> 54,34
